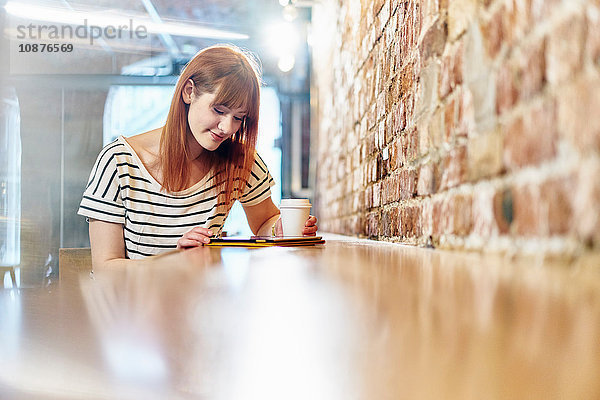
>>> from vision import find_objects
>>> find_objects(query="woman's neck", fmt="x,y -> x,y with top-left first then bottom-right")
186,131 -> 205,161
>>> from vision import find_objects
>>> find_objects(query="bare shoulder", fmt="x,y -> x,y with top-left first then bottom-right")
126,128 -> 162,164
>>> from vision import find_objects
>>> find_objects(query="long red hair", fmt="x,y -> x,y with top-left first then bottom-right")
160,45 -> 261,207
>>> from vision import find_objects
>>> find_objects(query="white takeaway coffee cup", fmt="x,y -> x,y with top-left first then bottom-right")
279,199 -> 311,237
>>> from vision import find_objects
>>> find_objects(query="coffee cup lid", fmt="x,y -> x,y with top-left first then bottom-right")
280,198 -> 311,207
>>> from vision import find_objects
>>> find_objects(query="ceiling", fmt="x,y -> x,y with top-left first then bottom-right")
3,0 -> 312,91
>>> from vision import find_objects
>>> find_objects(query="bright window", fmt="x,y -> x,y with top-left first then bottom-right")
0,87 -> 21,269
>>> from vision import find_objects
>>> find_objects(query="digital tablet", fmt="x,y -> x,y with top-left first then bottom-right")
205,236 -> 325,247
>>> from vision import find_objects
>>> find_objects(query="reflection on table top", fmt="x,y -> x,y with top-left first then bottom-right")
1,235 -> 600,399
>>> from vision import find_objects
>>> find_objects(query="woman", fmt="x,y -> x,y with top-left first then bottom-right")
78,45 -> 318,268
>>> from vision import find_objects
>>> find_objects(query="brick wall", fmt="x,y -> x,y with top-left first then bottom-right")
311,0 -> 600,256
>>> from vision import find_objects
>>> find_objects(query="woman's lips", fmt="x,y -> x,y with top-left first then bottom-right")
210,131 -> 225,142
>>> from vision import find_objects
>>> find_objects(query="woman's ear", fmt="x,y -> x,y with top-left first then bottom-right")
182,79 -> 194,104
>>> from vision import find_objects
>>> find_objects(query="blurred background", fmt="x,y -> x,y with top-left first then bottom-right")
0,0 -> 316,286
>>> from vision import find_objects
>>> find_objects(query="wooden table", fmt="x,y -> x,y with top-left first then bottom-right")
1,235 -> 599,399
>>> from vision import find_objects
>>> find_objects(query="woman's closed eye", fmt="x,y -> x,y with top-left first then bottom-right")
213,107 -> 244,122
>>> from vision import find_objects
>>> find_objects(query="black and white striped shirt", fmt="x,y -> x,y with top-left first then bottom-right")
78,136 -> 274,259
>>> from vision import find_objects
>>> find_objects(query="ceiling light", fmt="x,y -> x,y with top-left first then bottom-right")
282,5 -> 298,22
264,22 -> 300,57
277,54 -> 295,72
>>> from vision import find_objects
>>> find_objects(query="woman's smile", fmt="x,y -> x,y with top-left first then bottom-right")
210,130 -> 226,142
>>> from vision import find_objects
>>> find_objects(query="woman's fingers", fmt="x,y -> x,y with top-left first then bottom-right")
305,215 -> 318,227
191,227 -> 213,237
274,218 -> 283,237
303,225 -> 318,235
177,227 -> 213,249
177,238 -> 200,249
303,215 -> 318,236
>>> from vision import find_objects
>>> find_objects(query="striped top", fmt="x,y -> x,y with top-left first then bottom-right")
78,136 -> 274,259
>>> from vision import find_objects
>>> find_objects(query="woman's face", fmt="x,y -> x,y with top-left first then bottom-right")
185,87 -> 246,152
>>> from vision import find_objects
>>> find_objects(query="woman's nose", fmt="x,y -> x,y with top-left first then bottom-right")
217,116 -> 235,135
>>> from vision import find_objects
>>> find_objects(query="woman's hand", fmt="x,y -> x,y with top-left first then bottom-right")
273,215 -> 318,237
177,227 -> 213,249
303,215 -> 318,236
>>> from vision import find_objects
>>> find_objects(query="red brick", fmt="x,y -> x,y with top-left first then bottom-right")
541,176 -> 575,235
421,199 -> 434,237
574,157 -> 600,246
491,188 -> 513,234
452,42 -> 464,89
432,193 -> 471,236
374,0 -> 386,19
377,153 -> 387,180
399,169 -> 418,200
558,76 -> 600,153
432,196 -> 447,236
365,185 -> 373,208
402,126 -> 419,163
587,9 -> 600,65
391,206 -> 401,236
381,175 -> 391,204
352,214 -> 366,236
481,6 -> 504,59
530,0 -> 562,24
496,63 -> 518,115
381,208 -> 392,236
503,100 -> 557,169
515,39 -> 546,102
385,113 -> 394,146
513,176 -> 575,236
440,145 -> 467,190
433,158 -> 444,193
401,3 -> 412,52
444,96 -> 457,143
368,132 -> 377,156
371,158 -> 378,182
439,53 -> 453,99
417,163 -> 435,196
457,87 -> 474,137
421,20 -> 448,60
450,192 -> 473,235
472,184 -> 499,236
389,137 -> 402,171
366,104 -> 377,131
546,15 -> 585,85
374,182 -> 382,207
512,184 -> 539,236
431,197 -> 446,237
399,204 -> 420,238
438,42 -> 463,99
352,191 -> 362,212
404,93 -> 416,127
503,0 -> 532,45
366,211 -> 380,237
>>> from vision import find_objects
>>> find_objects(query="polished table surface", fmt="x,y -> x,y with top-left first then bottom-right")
1,235 -> 600,399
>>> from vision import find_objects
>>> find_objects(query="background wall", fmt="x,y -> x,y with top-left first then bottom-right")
312,0 -> 600,257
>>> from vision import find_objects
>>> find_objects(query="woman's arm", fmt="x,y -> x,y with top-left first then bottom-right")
242,197 -> 281,236
89,219 -> 214,265
88,219 -> 130,269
